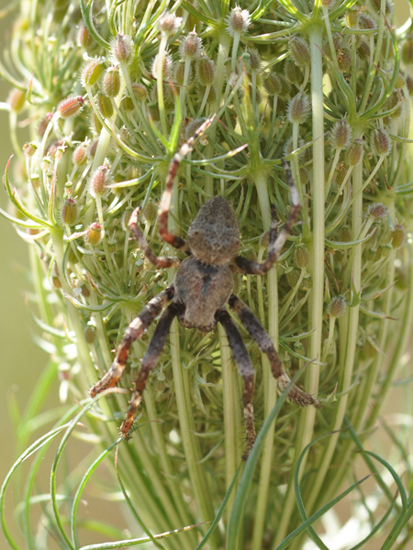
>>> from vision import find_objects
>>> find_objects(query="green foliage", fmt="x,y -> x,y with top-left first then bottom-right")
2,0 -> 413,548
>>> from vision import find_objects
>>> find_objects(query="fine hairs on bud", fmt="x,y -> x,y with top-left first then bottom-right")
80,58 -> 104,87
371,127 -> 392,156
225,6 -> 251,36
179,31 -> 203,59
287,92 -> 311,124
89,165 -> 111,197
57,96 -> 84,118
110,34 -> 133,65
345,139 -> 364,166
330,120 -> 352,149
368,203 -> 388,221
158,13 -> 183,36
289,36 -> 311,66
328,296 -> 347,318
101,66 -> 121,97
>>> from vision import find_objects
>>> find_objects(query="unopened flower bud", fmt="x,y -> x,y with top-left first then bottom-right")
196,56 -> 216,86
73,143 -> 88,166
85,222 -> 103,245
284,57 -> 302,85
158,13 -> 182,36
346,10 -> 358,28
142,201 -> 158,224
174,61 -> 189,86
322,0 -> 336,7
97,92 -> 113,118
179,31 -> 203,59
61,198 -> 78,226
111,34 -> 133,65
358,13 -> 377,30
246,48 -> 260,71
8,88 -> 26,112
330,119 -> 352,149
294,246 -> 310,269
287,92 -> 310,124
368,203 -> 388,220
80,58 -> 104,87
328,296 -> 347,318
152,53 -> 173,80
286,269 -> 300,288
338,46 -> 352,72
371,127 -> 392,156
402,36 -> 413,65
77,24 -> 95,51
84,325 -> 96,344
391,225 -> 405,249
289,36 -> 311,66
102,66 -> 121,97
38,113 -> 53,137
263,72 -> 282,96
394,73 -> 406,89
23,142 -> 37,157
345,140 -> 364,166
89,165 -> 111,197
226,6 -> 251,36
131,83 -> 148,101
58,95 -> 84,118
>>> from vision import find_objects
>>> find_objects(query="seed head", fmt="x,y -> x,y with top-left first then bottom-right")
338,46 -> 352,72
142,201 -> 158,224
179,31 -> 203,59
371,127 -> 392,156
110,34 -> 133,65
85,222 -> 104,245
174,61 -> 190,86
245,48 -> 261,71
289,36 -> 311,66
60,198 -> 78,226
328,296 -> 347,318
80,58 -> 104,87
77,24 -> 95,51
57,96 -> 84,118
345,140 -> 364,166
329,120 -> 352,149
287,92 -> 310,124
131,83 -> 148,101
225,6 -> 251,36
284,57 -> 302,85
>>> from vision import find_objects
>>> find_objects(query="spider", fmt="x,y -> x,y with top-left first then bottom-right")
90,116 -> 319,456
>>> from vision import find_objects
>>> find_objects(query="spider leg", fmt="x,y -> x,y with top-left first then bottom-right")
216,308 -> 256,458
228,294 -> 319,407
158,115 -> 216,251
128,207 -> 182,268
235,159 -> 300,275
121,302 -> 181,438
90,285 -> 175,397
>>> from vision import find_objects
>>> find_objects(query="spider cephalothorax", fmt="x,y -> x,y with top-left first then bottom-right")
90,116 -> 318,456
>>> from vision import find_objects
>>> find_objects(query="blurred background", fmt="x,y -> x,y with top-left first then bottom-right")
0,1 -> 48,494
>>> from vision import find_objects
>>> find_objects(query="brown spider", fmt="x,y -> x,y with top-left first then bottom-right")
90,116 -> 319,456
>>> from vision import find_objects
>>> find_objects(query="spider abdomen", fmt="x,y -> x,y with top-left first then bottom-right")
174,256 -> 233,332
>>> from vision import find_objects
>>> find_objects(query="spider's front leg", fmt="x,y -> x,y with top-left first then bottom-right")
228,294 -> 319,408
121,302 -> 181,438
90,286 -> 175,398
235,159 -> 300,275
157,115 -> 216,251
216,309 -> 256,459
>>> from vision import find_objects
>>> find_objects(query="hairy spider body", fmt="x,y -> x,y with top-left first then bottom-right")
90,116 -> 318,456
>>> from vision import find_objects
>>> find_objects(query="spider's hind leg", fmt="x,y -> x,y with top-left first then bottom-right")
90,286 -> 175,398
121,301 -> 181,438
228,294 -> 319,408
216,309 -> 256,459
